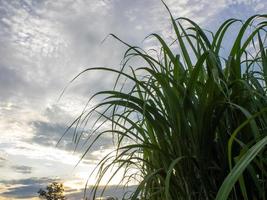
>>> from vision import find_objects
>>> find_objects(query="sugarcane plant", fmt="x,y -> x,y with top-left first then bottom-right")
65,2 -> 267,200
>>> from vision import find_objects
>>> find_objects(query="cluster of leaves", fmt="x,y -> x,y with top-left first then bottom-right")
66,3 -> 267,200
38,182 -> 66,200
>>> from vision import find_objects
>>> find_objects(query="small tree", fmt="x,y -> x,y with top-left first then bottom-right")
38,182 -> 66,200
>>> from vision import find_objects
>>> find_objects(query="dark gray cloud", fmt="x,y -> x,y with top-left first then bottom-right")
0,177 -> 57,199
11,165 -> 33,174
31,120 -> 114,155
0,177 -> 136,200
31,120 -> 72,147
2,185 -> 39,198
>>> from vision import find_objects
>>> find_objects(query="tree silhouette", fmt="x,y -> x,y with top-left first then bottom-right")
38,182 -> 66,200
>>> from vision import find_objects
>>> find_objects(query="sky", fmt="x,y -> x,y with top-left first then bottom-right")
0,0 -> 266,199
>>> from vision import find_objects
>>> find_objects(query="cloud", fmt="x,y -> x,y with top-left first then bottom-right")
0,177 -> 136,200
0,65 -> 29,101
0,177 -> 55,186
1,185 -> 40,199
0,157 -> 6,161
11,165 -> 33,174
31,119 -> 114,155
0,0 -> 266,105
31,121 -> 71,147
0,156 -> 6,168
0,177 -> 57,199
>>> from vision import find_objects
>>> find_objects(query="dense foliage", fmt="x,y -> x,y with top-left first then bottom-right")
67,3 -> 267,200
38,182 -> 66,200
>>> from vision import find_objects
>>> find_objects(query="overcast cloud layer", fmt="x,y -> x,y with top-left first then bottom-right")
0,0 -> 266,199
